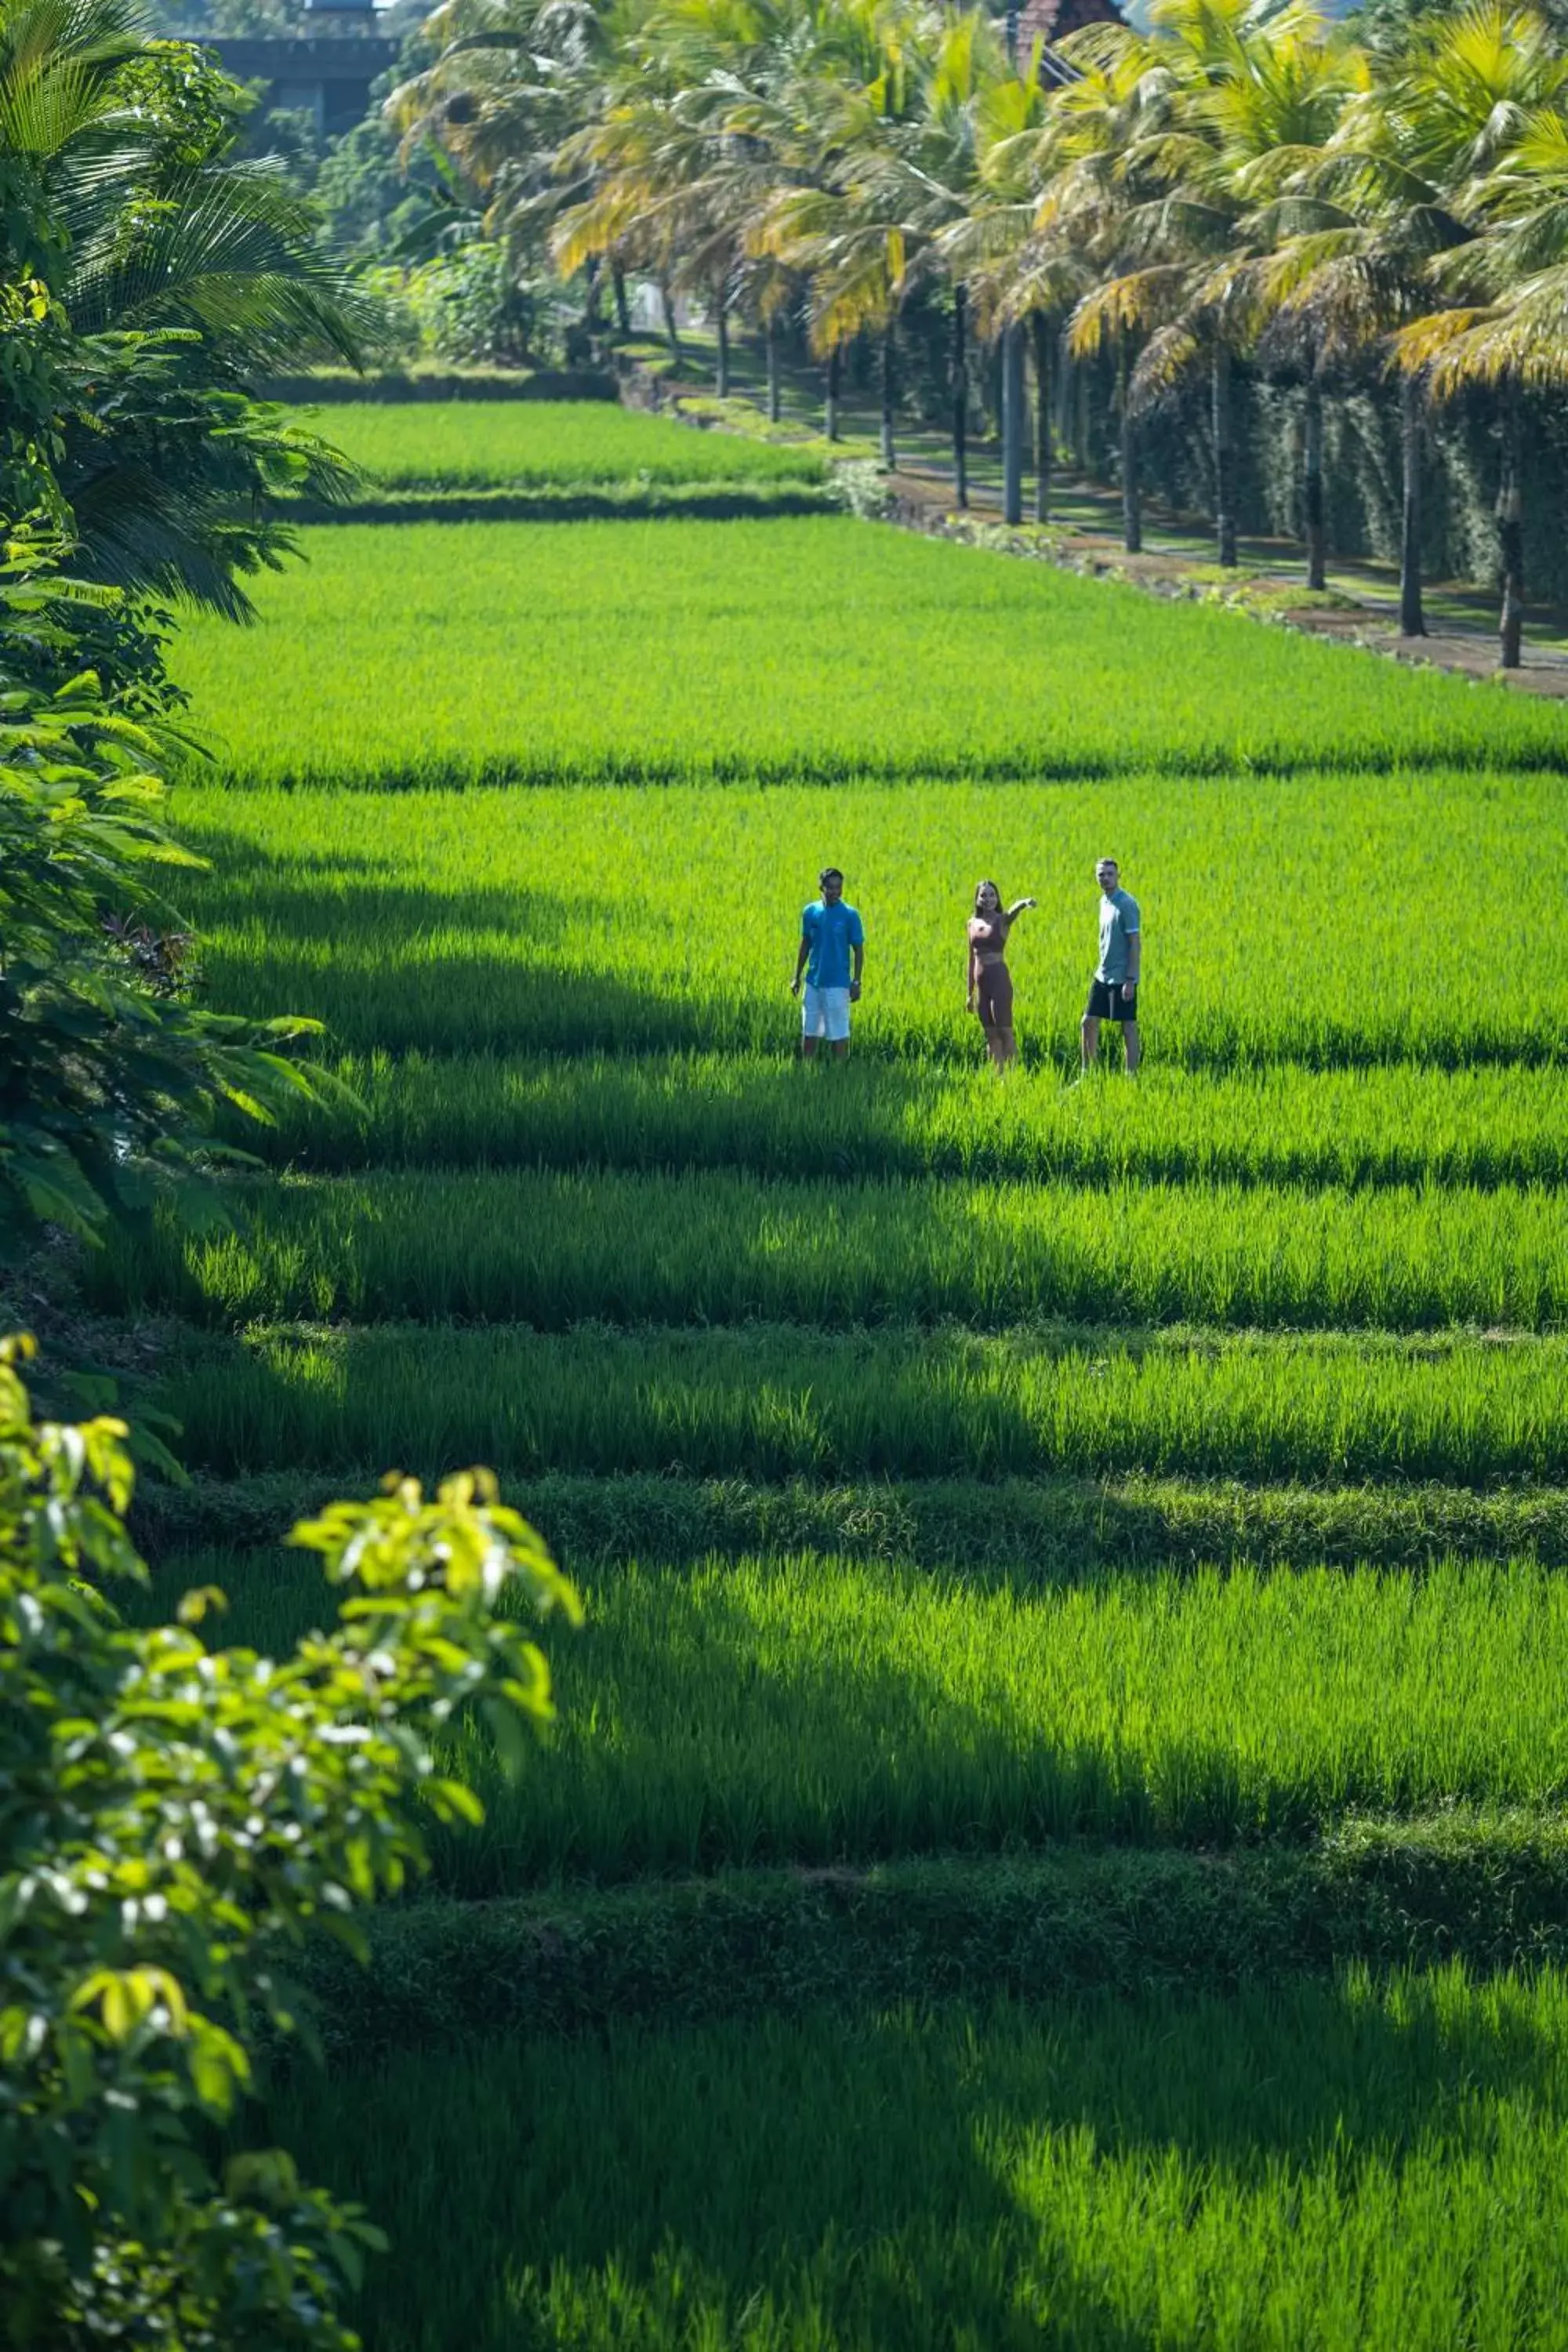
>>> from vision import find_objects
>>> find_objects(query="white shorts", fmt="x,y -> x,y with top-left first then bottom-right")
802,983 -> 851,1041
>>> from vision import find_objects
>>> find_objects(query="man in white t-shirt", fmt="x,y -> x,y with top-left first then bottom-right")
1082,856 -> 1142,1075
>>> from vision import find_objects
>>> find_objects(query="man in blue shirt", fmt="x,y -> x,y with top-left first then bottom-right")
791,866 -> 866,1059
1082,855 -> 1142,1075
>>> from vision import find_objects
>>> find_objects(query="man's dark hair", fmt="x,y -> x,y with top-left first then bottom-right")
819,866 -> 844,885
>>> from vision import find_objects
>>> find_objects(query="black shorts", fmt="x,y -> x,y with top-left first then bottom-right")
1086,977 -> 1139,1022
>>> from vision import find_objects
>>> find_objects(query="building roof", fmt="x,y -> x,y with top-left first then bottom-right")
1015,0 -> 1124,50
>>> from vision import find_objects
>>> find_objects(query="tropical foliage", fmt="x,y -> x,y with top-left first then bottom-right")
0,1330 -> 577,2347
0,545 -> 347,1258
0,0 -> 368,648
398,0 -> 1568,662
0,2 -> 376,1258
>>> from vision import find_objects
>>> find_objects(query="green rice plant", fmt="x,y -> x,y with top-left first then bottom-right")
169,776 -> 1568,1070
151,1551 -> 1568,1879
247,1049 -> 1568,1189
96,1165 -> 1568,1334
151,1322 -> 1568,1486
163,520 -> 1568,788
269,1970 -> 1568,2351
295,400 -> 829,488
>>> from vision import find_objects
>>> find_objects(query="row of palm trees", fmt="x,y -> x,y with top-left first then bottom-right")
396,0 -> 1568,663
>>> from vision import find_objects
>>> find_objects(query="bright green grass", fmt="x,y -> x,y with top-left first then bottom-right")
162,1551 -> 1568,1879
256,1048 -> 1568,1188
162,520 -> 1568,786
300,399 -> 829,488
271,1971 -> 1568,2351
171,778 -> 1568,1069
154,1323 -> 1568,1486
100,1165 -> 1568,1334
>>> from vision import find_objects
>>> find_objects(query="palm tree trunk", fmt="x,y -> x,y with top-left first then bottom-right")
766,316 -> 781,424
1498,383 -> 1525,670
952,283 -> 968,509
880,324 -> 896,470
1304,378 -> 1326,593
1001,322 -> 1024,526
1031,312 -> 1051,524
660,281 -> 681,361
826,343 -> 840,442
1117,335 -> 1140,554
611,262 -> 630,336
1212,341 -> 1236,568
1399,372 -> 1426,637
583,255 -> 602,326
714,288 -> 729,399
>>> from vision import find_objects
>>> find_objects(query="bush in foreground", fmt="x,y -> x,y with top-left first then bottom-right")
0,1333 -> 579,2348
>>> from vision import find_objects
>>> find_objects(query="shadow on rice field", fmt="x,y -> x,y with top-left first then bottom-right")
264,1968 -> 1568,2351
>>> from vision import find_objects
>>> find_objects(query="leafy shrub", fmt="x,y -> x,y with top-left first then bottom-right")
0,1331 -> 579,2347
0,551 -> 338,1258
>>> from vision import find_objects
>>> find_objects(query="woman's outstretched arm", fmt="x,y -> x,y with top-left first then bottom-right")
1005,896 -> 1037,921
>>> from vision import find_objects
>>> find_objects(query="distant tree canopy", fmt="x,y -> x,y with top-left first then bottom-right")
399,0 -> 1568,659
0,0 -> 369,655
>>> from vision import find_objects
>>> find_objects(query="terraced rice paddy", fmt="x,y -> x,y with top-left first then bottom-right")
299,397 -> 829,488
271,1973 -> 1568,2352
165,517 -> 1568,785
120,394 -> 1568,2346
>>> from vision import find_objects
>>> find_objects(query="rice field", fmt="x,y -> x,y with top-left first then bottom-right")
153,1548 -> 1568,1881
96,1165 -> 1568,1330
172,774 -> 1568,1065
114,394 -> 1568,2343
149,1321 -> 1568,1485
300,397 -> 829,488
251,1050 -> 1568,1186
163,518 -> 1568,786
271,1971 -> 1568,2352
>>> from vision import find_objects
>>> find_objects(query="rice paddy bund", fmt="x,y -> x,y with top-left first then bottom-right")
130,393 -> 1568,2349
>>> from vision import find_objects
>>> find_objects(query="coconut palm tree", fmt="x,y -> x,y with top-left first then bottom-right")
758,0 -> 946,469
1062,0 -> 1359,569
1387,2 -> 1568,662
938,53 -> 1065,514
388,0 -> 616,328
906,7 -> 1014,504
1029,21 -> 1171,551
1240,78 -> 1475,621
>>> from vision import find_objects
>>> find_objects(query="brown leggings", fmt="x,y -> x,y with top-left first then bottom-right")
975,960 -> 1014,1030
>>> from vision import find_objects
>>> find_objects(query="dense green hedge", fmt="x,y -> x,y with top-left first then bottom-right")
786,292 -> 1560,604
260,365 -> 619,404
129,1470 -> 1568,1579
284,485 -> 837,524
1124,363 -> 1568,606
279,1824 -> 1568,2060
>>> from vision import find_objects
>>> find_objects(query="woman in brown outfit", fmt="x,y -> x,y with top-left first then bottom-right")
967,880 -> 1036,1071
